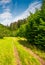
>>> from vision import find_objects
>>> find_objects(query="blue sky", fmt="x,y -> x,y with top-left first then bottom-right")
0,0 -> 42,25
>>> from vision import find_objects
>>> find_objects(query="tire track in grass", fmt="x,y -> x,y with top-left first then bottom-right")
23,46 -> 45,65
19,38 -> 45,65
13,37 -> 41,65
12,38 -> 22,65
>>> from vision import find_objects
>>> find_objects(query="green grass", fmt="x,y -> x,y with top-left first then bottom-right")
0,37 -> 16,65
0,37 -> 44,65
17,37 -> 45,60
13,37 -> 41,65
28,44 -> 45,60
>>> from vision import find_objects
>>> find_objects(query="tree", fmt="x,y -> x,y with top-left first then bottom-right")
41,0 -> 45,20
25,8 -> 45,46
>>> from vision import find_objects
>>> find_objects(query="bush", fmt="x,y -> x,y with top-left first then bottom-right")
0,34 -> 3,39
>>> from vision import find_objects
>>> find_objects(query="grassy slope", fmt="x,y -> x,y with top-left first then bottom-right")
0,37 -> 45,65
0,37 -> 16,65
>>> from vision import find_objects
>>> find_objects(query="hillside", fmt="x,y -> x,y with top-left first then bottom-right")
0,24 -> 12,37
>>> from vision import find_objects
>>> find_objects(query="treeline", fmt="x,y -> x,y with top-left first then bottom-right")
10,19 -> 27,30
0,19 -> 27,38
0,0 -> 45,46
0,24 -> 12,38
15,0 -> 45,46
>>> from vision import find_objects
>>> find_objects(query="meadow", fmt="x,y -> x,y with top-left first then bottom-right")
0,37 -> 45,65
0,37 -> 16,65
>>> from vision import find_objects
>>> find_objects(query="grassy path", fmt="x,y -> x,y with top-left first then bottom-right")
12,41 -> 21,65
0,37 -> 45,65
13,37 -> 41,65
22,44 -> 45,65
13,37 -> 45,65
27,48 -> 45,65
17,38 -> 45,65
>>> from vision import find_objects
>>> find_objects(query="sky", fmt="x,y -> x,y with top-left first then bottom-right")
0,0 -> 42,25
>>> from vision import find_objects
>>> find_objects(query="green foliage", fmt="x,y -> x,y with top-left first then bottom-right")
13,37 -> 40,65
25,10 -> 45,45
41,0 -> 45,20
0,33 -> 3,39
10,19 -> 26,30
16,24 -> 26,37
0,37 -> 16,65
16,0 -> 45,46
0,24 -> 13,38
0,19 -> 27,38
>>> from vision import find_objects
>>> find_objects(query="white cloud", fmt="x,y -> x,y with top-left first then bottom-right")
13,1 -> 41,21
4,8 -> 10,12
0,1 -> 41,25
26,1 -> 41,14
0,0 -> 11,12
0,12 -> 12,19
0,0 -> 11,4
0,11 -> 13,25
0,0 -> 12,25
0,0 -> 11,9
1,19 -> 12,25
